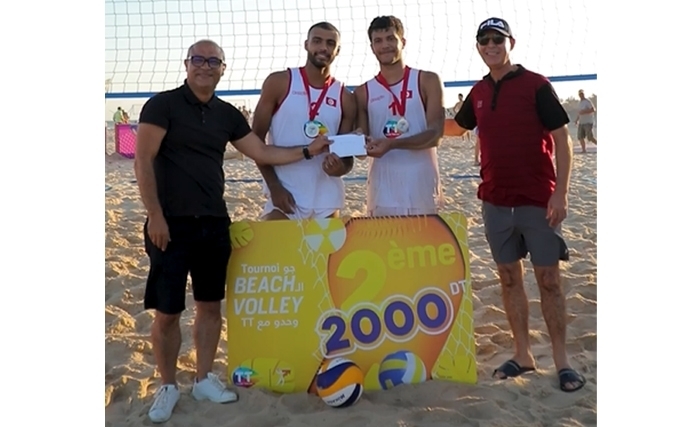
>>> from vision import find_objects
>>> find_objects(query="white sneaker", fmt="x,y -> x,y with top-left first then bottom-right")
191,372 -> 238,403
148,384 -> 180,423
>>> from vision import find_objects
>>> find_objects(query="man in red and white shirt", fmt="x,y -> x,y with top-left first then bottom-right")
455,17 -> 585,393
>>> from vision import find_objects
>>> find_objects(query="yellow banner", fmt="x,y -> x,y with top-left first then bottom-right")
226,213 -> 477,393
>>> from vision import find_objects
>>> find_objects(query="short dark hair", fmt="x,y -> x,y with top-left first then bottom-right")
307,22 -> 340,38
186,39 -> 225,61
367,16 -> 405,41
458,93 -> 463,97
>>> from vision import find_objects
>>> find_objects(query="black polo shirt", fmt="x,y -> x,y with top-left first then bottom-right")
454,65 -> 569,208
139,81 -> 251,218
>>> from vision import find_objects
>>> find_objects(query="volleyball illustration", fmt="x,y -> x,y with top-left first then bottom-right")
432,353 -> 474,381
315,357 -> 364,408
229,221 -> 254,249
301,218 -> 346,254
378,350 -> 427,390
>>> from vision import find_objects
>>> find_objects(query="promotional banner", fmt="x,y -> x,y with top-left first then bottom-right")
226,213 -> 477,394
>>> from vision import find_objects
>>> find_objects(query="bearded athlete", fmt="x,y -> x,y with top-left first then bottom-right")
253,22 -> 357,220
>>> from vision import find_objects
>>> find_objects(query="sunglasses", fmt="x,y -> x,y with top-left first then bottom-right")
477,34 -> 506,46
188,55 -> 225,68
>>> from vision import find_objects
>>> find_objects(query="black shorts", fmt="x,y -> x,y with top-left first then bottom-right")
144,216 -> 232,314
482,202 -> 569,266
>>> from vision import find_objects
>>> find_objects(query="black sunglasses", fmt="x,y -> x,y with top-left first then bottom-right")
188,55 -> 225,68
477,34 -> 506,46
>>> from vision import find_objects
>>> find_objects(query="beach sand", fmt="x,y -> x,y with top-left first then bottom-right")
105,135 -> 597,427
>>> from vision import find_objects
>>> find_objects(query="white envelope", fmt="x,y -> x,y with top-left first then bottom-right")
329,134 -> 367,157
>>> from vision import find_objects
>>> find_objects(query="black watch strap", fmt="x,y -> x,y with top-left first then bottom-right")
303,146 -> 312,160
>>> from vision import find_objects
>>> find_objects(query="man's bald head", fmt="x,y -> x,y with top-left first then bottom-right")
186,39 -> 225,61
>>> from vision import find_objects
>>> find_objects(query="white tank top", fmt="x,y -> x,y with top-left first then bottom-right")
265,67 -> 345,210
364,67 -> 442,210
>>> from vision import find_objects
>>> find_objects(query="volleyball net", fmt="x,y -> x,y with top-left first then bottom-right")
104,0 -> 595,154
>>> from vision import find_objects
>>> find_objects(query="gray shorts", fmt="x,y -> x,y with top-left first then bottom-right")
481,202 -> 569,266
577,123 -> 595,140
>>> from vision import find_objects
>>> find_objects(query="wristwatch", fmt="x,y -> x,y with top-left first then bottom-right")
303,146 -> 312,160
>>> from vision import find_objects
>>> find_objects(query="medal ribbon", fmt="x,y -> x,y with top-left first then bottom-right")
299,67 -> 335,121
375,66 -> 411,117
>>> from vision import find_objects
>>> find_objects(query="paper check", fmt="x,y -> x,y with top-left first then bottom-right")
328,134 -> 367,157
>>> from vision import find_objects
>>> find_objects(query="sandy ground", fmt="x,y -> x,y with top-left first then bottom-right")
105,135 -> 597,427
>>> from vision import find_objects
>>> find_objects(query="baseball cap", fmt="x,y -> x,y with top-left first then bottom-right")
476,17 -> 513,38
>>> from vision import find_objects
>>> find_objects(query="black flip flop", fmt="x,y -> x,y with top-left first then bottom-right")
558,368 -> 587,392
492,359 -> 536,379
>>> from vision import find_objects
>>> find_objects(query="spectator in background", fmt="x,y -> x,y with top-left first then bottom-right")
453,94 -> 470,142
453,93 -> 464,114
240,105 -> 251,123
575,89 -> 597,153
113,107 -> 127,124
111,107 -> 128,148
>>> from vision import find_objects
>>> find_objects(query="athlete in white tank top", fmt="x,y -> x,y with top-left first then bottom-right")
252,23 -> 357,220
357,16 -> 446,217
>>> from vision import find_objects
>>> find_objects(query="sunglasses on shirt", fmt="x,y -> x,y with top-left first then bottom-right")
477,34 -> 506,46
187,55 -> 225,68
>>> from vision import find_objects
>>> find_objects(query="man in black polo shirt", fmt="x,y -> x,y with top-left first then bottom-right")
455,18 -> 586,393
134,39 -> 331,423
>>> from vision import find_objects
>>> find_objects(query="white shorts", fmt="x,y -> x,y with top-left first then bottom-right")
261,200 -> 338,220
367,206 -> 439,217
